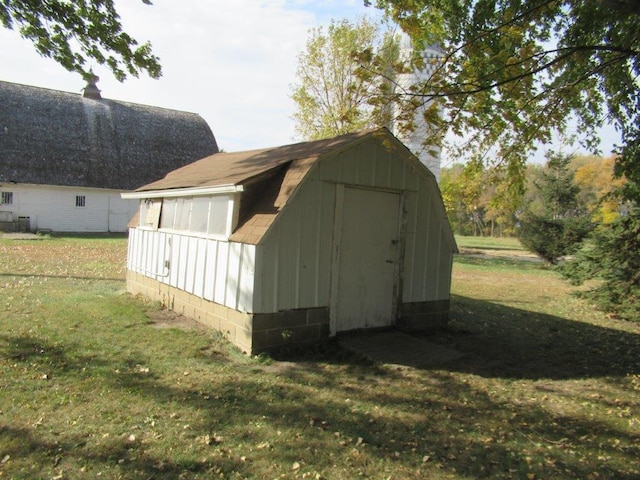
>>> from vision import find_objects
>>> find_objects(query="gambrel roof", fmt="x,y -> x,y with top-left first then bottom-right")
137,129 -> 375,192
134,128 -> 453,246
0,80 -> 218,190
137,129 -> 383,243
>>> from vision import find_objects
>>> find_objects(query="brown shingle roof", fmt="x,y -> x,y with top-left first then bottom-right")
135,128 -> 388,245
230,155 -> 319,244
136,129 -> 375,192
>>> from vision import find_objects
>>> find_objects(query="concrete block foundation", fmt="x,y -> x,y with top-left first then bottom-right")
126,270 -> 330,354
127,271 -> 450,354
398,299 -> 450,331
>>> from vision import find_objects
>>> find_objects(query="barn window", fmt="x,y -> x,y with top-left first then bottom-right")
1,191 -> 13,205
75,195 -> 86,207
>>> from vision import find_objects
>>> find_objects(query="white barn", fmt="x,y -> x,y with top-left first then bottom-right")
0,79 -> 217,233
124,128 -> 457,353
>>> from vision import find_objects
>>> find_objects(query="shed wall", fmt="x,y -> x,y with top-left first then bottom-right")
0,183 -> 137,232
402,174 -> 455,302
127,228 -> 256,312
254,138 -> 455,314
254,179 -> 335,313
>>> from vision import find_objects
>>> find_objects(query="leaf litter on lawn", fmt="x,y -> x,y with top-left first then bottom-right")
1,236 -> 639,479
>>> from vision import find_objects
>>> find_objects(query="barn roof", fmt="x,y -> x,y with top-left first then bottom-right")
0,80 -> 218,190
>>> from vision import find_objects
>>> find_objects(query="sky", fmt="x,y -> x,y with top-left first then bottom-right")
0,0 -> 381,152
0,0 -> 619,161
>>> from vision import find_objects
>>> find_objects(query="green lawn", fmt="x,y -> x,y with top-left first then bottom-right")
1,236 -> 638,479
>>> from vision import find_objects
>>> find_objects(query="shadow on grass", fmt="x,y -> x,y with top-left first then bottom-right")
1,334 -> 111,374
2,326 -> 639,480
419,294 -> 640,380
2,295 -> 639,479
0,424 -> 226,479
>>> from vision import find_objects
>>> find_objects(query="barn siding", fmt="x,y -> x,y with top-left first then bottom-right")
0,183 -> 137,232
127,228 -> 256,312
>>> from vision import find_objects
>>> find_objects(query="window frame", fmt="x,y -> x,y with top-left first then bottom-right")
137,193 -> 239,240
1,191 -> 14,205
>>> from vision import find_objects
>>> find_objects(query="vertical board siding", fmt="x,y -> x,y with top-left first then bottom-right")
401,174 -> 455,303
255,142 -> 455,313
226,242 -> 242,309
192,237 -> 207,298
402,192 -> 419,301
276,207 -> 297,309
256,180 -> 335,313
422,186 -> 437,299
215,241 -> 229,305
127,229 -> 256,312
238,244 -> 255,311
4,184 -> 137,232
203,241 -> 218,302
254,139 -> 455,314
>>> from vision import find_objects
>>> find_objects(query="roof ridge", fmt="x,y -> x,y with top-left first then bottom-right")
0,79 -> 204,117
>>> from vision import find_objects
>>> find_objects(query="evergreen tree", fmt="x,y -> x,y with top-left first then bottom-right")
558,207 -> 640,321
517,154 -> 592,264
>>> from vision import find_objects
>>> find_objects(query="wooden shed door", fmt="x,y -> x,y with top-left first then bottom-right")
331,186 -> 401,333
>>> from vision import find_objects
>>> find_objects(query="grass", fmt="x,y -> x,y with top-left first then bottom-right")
1,235 -> 639,479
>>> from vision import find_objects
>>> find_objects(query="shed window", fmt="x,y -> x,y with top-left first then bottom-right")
75,195 -> 86,207
143,194 -> 235,237
160,198 -> 176,229
139,199 -> 161,229
175,198 -> 191,231
190,196 -> 210,232
208,195 -> 229,235
1,191 -> 13,205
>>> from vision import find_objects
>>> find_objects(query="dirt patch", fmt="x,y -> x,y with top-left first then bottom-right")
147,308 -> 211,332
458,247 -> 542,262
339,330 -> 464,369
0,232 -> 46,240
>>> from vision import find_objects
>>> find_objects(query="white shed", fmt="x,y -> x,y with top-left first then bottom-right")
124,128 -> 457,353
